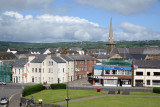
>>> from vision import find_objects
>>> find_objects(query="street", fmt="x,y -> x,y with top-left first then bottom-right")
0,84 -> 22,107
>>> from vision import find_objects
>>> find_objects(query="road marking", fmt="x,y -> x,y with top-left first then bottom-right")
9,92 -> 20,101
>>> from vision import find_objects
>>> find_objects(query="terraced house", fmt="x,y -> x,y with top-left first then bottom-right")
12,54 -> 74,84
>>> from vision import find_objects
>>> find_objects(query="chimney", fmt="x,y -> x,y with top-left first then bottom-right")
28,54 -> 35,62
47,53 -> 51,59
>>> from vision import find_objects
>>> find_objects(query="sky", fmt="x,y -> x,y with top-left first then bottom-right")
0,0 -> 160,43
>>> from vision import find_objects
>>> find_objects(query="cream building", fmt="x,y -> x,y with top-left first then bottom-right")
133,60 -> 160,87
12,54 -> 74,84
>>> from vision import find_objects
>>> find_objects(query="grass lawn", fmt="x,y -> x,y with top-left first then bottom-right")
26,89 -> 108,104
65,96 -> 160,107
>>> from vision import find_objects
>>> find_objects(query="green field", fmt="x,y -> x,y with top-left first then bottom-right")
65,96 -> 160,107
26,89 -> 108,104
26,89 -> 160,106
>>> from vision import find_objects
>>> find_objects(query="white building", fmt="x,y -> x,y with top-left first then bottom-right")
60,55 -> 74,81
12,54 -> 74,84
133,60 -> 160,87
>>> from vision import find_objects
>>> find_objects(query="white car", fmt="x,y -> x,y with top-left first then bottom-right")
0,81 -> 6,85
0,97 -> 9,105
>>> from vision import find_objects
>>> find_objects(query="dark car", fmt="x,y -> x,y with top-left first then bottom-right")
0,97 -> 9,105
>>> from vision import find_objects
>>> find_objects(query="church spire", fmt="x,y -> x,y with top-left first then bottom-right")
106,18 -> 116,55
108,18 -> 114,43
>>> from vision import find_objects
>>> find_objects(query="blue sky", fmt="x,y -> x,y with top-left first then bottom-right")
0,0 -> 159,43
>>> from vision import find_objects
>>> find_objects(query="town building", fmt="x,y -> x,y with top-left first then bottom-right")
92,60 -> 133,87
68,55 -> 96,79
133,60 -> 160,87
12,54 -> 74,84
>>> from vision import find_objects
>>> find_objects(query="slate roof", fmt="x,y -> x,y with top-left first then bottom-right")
31,58 -> 45,63
97,55 -> 109,59
133,60 -> 160,68
68,55 -> 94,60
143,47 -> 160,55
30,49 -> 46,54
128,47 -> 145,54
0,52 -> 17,60
51,57 -> 66,63
30,55 -> 47,63
67,47 -> 83,51
16,51 -> 30,55
120,54 -> 146,60
13,58 -> 28,67
60,55 -> 74,61
118,48 -> 129,54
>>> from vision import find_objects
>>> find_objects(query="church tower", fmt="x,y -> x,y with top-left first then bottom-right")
106,18 -> 116,55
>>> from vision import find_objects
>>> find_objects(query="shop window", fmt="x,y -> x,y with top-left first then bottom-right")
147,72 -> 150,76
104,70 -> 110,75
112,70 -> 117,75
136,72 -> 143,76
147,80 -> 150,85
154,72 -> 160,76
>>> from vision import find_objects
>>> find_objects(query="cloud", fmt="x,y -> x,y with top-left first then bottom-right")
0,11 -> 159,43
0,0 -> 53,12
114,22 -> 160,41
75,0 -> 158,15
0,11 -> 107,43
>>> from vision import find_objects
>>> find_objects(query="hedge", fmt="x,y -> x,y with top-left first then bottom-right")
22,84 -> 44,96
50,83 -> 66,89
153,87 -> 160,93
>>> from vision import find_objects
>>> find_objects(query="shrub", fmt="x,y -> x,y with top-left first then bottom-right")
50,83 -> 66,89
22,84 -> 44,96
153,87 -> 160,93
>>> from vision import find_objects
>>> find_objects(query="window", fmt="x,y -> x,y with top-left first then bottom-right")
15,69 -> 16,74
136,72 -> 143,76
32,68 -> 34,73
94,69 -> 103,75
43,62 -> 44,66
104,70 -> 110,75
154,72 -> 160,76
147,72 -> 150,76
43,68 -> 44,73
19,69 -> 20,74
39,68 -> 41,72
152,80 -> 160,85
147,80 -> 150,85
35,68 -> 37,72
63,68 -> 64,73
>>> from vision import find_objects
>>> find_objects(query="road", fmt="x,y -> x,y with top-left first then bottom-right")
0,84 -> 22,107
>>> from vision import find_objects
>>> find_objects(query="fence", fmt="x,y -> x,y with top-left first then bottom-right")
68,86 -> 153,92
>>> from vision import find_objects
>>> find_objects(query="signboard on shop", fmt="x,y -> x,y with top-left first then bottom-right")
92,76 -> 118,79
104,66 -> 132,70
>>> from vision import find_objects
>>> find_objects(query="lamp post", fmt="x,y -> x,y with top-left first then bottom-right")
66,72 -> 70,107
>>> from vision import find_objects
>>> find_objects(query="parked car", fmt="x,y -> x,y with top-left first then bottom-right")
0,81 -> 6,85
0,97 -> 9,105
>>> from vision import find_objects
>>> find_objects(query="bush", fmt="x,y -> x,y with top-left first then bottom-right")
153,87 -> 160,93
50,83 -> 66,89
22,84 -> 44,96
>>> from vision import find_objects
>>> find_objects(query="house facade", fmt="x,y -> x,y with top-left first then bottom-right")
92,60 -> 133,87
12,54 -> 74,84
133,60 -> 160,87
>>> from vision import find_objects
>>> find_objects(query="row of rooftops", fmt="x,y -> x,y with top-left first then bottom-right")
12,55 -> 95,67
